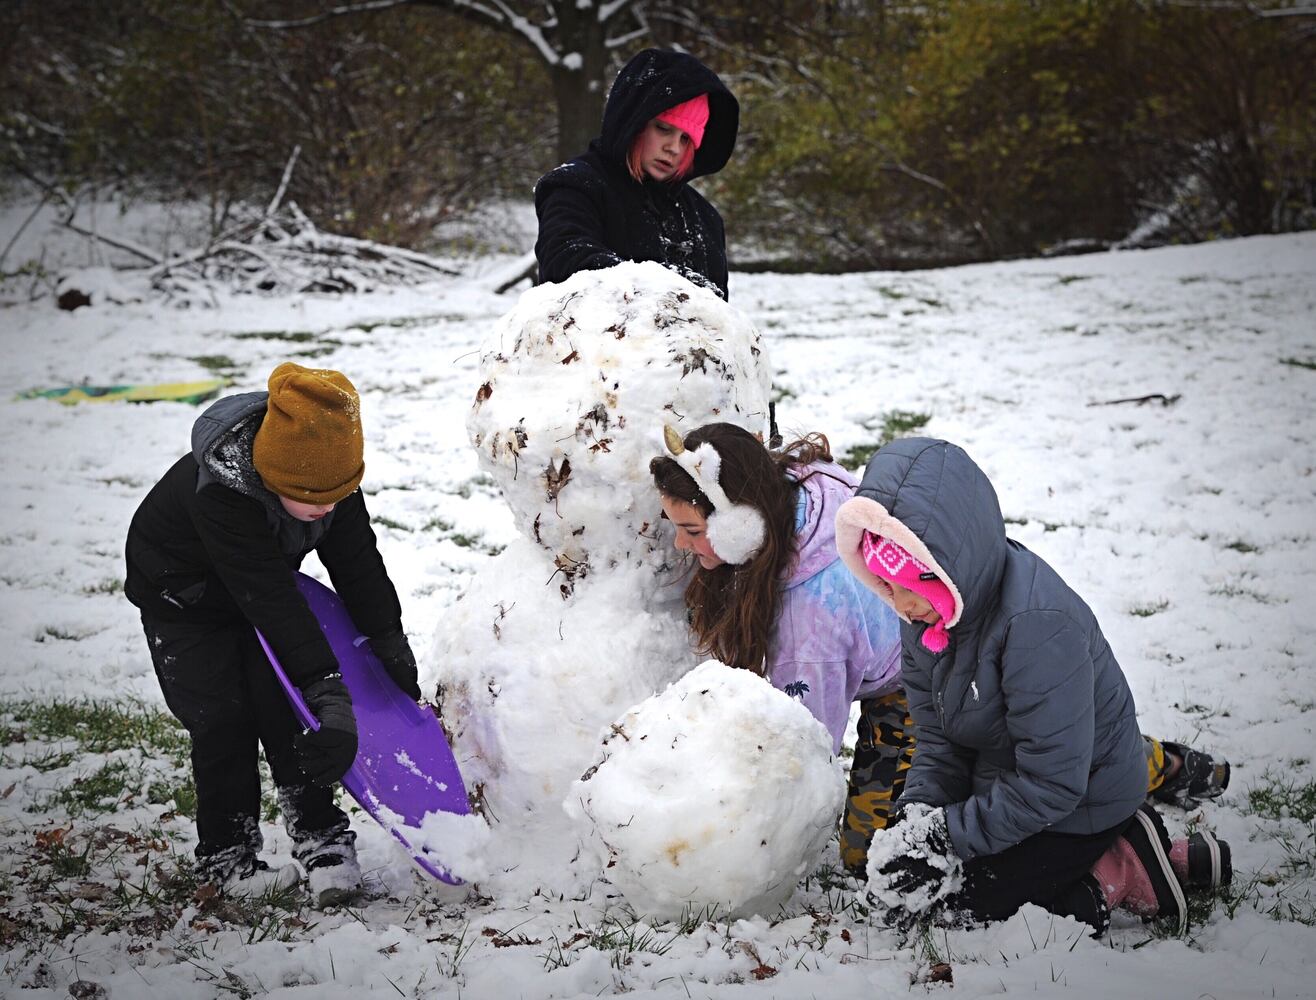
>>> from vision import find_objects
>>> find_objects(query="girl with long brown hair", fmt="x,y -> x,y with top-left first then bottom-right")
650,422 -> 907,871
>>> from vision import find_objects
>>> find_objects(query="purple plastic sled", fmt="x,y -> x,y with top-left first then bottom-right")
256,572 -> 470,885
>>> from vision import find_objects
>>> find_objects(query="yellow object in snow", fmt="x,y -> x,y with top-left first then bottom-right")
16,379 -> 227,406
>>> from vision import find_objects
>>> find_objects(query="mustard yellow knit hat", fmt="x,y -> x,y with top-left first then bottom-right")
252,362 -> 364,504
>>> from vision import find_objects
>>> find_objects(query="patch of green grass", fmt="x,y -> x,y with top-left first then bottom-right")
671,902 -> 723,934
80,578 -> 124,595
840,443 -> 882,472
839,410 -> 932,471
541,912 -> 678,972
147,776 -> 198,818
1280,357 -> 1316,371
420,517 -> 503,555
3,823 -> 317,957
799,861 -> 856,896
371,515 -> 413,532
1189,826 -> 1316,928
291,346 -> 339,361
1204,872 -> 1265,924
1225,540 -> 1259,553
15,746 -> 78,772
1130,600 -> 1170,618
1247,775 -> 1316,824
589,915 -> 677,965
42,833 -> 97,879
38,625 -> 89,642
452,474 -> 497,499
189,354 -> 239,373
1056,274 -> 1091,285
231,330 -> 318,343
41,759 -> 140,817
1,699 -> 190,762
1210,582 -> 1282,604
351,314 -> 468,333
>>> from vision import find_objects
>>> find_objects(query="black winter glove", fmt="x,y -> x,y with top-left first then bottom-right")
369,630 -> 421,701
294,674 -> 359,786
866,803 -> 962,929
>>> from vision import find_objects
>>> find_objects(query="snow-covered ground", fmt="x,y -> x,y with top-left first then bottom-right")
1,215 -> 1314,997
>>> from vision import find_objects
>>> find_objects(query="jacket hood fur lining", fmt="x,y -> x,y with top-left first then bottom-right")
834,495 -> 965,630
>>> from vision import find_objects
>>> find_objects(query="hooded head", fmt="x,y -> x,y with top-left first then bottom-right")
596,49 -> 739,181
861,530 -> 957,652
835,438 -> 1010,651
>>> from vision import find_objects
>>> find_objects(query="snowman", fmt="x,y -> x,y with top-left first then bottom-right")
432,262 -> 844,914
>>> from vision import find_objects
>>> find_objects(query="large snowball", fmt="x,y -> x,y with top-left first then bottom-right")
565,661 -> 847,921
466,261 -> 771,579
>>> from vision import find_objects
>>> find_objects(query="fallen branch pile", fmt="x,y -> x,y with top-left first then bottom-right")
148,200 -> 459,302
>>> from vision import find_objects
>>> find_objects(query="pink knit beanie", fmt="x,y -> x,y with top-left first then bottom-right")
657,93 -> 710,149
861,530 -> 956,653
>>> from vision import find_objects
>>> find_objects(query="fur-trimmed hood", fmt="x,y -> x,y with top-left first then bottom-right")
835,437 -> 1008,642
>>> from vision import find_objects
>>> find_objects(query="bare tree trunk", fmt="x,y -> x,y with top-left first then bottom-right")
547,0 -> 608,164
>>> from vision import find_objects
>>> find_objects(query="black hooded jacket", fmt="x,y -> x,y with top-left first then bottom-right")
124,392 -> 403,689
534,49 -> 739,299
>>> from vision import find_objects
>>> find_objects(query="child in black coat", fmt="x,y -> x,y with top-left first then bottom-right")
125,362 -> 420,907
535,48 -> 739,299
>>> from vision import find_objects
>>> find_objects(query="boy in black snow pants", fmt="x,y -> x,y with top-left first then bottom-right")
125,362 -> 422,907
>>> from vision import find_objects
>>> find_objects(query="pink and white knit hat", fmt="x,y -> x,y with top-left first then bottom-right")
861,530 -> 956,652
657,93 -> 710,149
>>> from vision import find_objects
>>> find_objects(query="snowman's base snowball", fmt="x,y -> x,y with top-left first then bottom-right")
565,661 -> 846,921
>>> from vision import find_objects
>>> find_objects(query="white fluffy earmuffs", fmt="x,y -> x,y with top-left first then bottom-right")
662,425 -> 767,565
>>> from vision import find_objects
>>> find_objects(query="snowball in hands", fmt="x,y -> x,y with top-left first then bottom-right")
565,661 -> 846,921
865,802 -> 965,919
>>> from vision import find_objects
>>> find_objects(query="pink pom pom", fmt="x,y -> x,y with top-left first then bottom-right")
920,622 -> 950,653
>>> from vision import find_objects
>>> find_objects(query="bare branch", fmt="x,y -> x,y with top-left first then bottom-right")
266,145 -> 302,217
0,193 -> 51,273
59,219 -> 163,266
598,0 -> 640,24
245,0 -> 418,30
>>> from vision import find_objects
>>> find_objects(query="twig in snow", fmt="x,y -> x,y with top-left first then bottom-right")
1087,393 -> 1182,407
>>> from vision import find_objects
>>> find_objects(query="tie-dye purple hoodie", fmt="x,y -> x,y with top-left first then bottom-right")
767,461 -> 903,752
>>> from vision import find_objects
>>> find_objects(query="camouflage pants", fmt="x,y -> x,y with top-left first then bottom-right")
1144,735 -> 1168,794
839,691 -> 917,874
839,690 -> 1169,873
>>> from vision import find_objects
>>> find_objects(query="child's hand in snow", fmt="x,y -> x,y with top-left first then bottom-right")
865,802 -> 963,928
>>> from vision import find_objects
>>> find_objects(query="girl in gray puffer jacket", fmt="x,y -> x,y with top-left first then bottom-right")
836,438 -> 1229,935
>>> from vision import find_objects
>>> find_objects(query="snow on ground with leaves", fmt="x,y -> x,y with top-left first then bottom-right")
0,216 -> 1314,997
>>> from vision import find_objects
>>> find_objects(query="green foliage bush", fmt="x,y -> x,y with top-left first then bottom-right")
1,0 -> 553,247
717,0 -> 1315,267
2,0 -> 1311,261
